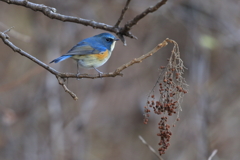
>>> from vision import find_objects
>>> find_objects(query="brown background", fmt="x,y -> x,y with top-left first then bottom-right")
0,0 -> 240,160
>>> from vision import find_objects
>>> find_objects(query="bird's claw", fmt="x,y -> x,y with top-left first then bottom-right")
77,72 -> 82,80
98,72 -> 103,78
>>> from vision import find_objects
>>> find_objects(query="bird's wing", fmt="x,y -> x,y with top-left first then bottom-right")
66,41 -> 107,56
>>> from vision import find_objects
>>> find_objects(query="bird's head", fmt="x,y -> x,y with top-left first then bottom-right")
94,33 -> 119,51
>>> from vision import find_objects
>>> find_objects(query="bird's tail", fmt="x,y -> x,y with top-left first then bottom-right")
50,55 -> 71,63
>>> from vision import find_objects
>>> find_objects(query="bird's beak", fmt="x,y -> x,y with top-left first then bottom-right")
115,38 -> 119,41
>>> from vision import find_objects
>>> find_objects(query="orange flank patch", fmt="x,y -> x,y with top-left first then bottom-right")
92,50 -> 109,61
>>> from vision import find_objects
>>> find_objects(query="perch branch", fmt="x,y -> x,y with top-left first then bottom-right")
0,28 -> 171,99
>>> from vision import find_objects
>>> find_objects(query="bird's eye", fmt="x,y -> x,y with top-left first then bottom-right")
106,38 -> 113,42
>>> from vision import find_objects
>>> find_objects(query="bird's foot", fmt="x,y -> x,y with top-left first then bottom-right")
98,72 -> 103,78
76,72 -> 82,80
94,67 -> 104,78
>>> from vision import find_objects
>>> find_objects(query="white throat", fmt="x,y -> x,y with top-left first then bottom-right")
110,41 -> 116,52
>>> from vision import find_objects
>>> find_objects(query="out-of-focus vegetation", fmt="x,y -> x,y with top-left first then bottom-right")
0,0 -> 240,159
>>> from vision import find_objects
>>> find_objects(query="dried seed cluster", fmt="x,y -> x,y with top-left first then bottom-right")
143,41 -> 187,156
157,117 -> 171,155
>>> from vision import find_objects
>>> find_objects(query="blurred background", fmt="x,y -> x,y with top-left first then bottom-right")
0,0 -> 240,160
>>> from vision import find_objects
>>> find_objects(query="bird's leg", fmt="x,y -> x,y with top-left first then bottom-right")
94,67 -> 103,77
77,62 -> 81,80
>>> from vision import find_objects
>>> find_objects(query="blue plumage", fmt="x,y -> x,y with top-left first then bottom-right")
50,32 -> 119,75
50,55 -> 71,63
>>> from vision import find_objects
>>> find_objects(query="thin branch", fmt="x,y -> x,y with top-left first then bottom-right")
0,0 -> 132,38
115,0 -> 132,45
3,26 -> 14,34
120,0 -> 168,37
114,39 -> 168,73
1,0 -> 107,29
115,0 -> 131,27
0,28 -> 169,79
0,28 -> 121,79
0,22 -> 30,42
138,135 -> 164,160
0,28 -> 170,99
56,76 -> 78,100
208,149 -> 218,160
0,29 -> 60,75
0,0 -> 168,43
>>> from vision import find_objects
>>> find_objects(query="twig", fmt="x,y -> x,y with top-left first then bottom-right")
120,0 -> 168,37
115,0 -> 132,45
138,135 -> 164,160
114,39 -> 168,73
0,22 -> 30,42
56,76 -> 78,100
115,0 -> 131,27
3,26 -> 14,34
208,149 -> 218,160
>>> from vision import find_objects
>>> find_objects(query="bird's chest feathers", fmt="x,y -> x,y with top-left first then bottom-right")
76,50 -> 111,68
92,50 -> 110,61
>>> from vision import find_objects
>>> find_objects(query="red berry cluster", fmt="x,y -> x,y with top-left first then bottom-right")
157,117 -> 171,155
144,64 -> 187,123
143,51 -> 188,155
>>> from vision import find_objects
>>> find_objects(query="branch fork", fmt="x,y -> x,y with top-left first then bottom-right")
0,0 -> 167,44
0,0 -> 169,100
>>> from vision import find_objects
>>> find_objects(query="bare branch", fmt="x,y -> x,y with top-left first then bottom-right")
120,0 -> 168,38
0,29 -> 60,75
0,0 -> 133,38
115,0 -> 132,45
0,28 -> 171,99
115,0 -> 131,27
0,29 -> 169,79
114,39 -> 168,73
0,0 -> 168,43
56,76 -> 78,100
138,135 -> 164,160
208,149 -> 218,160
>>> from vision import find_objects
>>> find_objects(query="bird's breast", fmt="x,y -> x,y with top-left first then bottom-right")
74,49 -> 112,68
93,49 -> 110,61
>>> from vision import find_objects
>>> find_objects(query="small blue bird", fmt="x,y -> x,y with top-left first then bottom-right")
50,33 -> 119,75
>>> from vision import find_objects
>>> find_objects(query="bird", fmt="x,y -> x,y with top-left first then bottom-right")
50,32 -> 119,75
